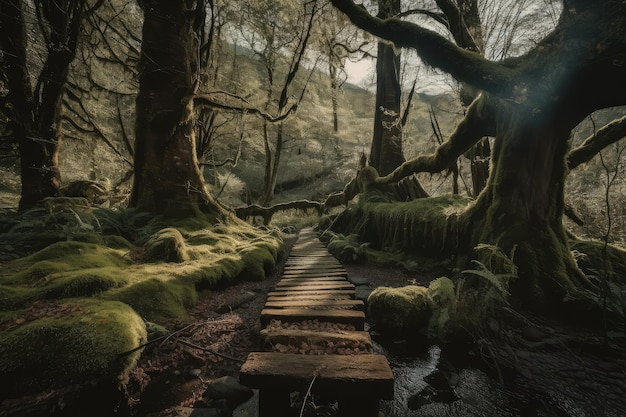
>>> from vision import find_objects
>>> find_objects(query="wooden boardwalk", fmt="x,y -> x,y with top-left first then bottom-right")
239,228 -> 394,417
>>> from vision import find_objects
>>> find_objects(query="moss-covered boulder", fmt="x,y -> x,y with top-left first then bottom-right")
367,285 -> 432,332
143,227 -> 189,262
0,299 -> 146,397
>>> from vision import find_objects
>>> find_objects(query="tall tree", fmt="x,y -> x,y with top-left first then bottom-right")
370,0 -> 404,176
0,0 -> 98,210
130,0 -> 225,217
331,0 -> 626,305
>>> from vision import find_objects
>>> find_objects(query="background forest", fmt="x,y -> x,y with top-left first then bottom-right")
1,0 -> 625,242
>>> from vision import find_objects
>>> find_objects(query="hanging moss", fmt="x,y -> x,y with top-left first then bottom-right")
330,193 -> 472,259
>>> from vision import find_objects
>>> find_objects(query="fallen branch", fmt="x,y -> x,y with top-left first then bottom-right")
177,339 -> 245,363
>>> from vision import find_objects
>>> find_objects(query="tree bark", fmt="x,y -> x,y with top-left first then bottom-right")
130,0 -> 224,218
1,0 -> 86,210
370,0 -> 404,176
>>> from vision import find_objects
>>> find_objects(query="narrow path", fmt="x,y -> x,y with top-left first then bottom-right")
239,228 -> 394,417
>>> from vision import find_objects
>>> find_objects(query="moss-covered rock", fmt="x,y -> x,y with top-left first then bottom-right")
143,227 -> 189,263
367,285 -> 432,332
0,299 -> 146,397
426,277 -> 456,338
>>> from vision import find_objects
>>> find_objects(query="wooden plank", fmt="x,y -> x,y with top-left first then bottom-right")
283,265 -> 348,275
275,278 -> 349,287
259,329 -> 372,351
260,308 -> 365,330
239,352 -> 394,399
267,289 -> 355,298
264,298 -> 364,311
271,282 -> 355,291
266,293 -> 353,302
278,276 -> 346,283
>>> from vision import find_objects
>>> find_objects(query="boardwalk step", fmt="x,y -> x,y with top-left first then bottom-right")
266,292 -> 353,302
263,298 -> 364,311
259,329 -> 372,352
267,289 -> 355,298
240,352 -> 393,398
260,308 -> 365,330
275,278 -> 350,287
271,282 -> 355,291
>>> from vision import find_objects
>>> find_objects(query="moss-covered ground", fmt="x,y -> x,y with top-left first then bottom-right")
0,199 -> 282,397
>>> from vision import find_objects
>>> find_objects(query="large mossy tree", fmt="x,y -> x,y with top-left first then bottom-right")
130,0 -> 226,218
331,0 -> 626,307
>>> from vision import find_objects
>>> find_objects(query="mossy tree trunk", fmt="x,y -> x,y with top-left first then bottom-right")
1,0 -> 89,211
331,0 -> 626,307
466,104 -> 594,302
130,0 -> 225,219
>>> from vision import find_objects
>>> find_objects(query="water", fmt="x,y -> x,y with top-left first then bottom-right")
372,337 -> 537,417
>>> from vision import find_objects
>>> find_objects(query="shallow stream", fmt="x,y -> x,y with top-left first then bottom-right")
372,335 -> 607,417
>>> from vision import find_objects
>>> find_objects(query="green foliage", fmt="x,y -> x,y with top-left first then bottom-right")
326,233 -> 370,263
455,244 -> 518,329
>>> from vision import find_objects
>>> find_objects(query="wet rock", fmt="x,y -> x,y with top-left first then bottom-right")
347,275 -> 369,286
202,376 -> 253,411
354,285 -> 373,301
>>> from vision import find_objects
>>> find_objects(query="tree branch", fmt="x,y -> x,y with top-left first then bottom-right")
567,116 -> 626,170
330,0 -> 516,98
376,94 -> 496,184
191,95 -> 297,123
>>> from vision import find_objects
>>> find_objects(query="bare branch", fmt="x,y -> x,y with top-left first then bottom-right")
191,95 -> 297,123
567,116 -> 626,170
376,94 -> 496,184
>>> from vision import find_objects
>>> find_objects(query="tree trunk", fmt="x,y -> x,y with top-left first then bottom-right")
260,121 -> 284,206
130,0 -> 224,218
1,0 -> 85,210
370,0 -> 404,176
468,104 -> 594,302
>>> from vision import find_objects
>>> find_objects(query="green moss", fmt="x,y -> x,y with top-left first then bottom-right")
330,194 -> 471,259
0,211 -> 285,396
143,227 -> 189,263
0,299 -> 146,397
15,241 -> 130,269
106,277 -> 197,319
239,245 -> 276,281
367,285 -> 432,332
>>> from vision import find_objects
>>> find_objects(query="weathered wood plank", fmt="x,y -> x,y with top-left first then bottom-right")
264,298 -> 364,311
260,308 -> 365,329
267,289 -> 355,298
259,329 -> 372,351
279,276 -> 347,283
239,352 -> 394,399
271,282 -> 355,291
275,278 -> 349,287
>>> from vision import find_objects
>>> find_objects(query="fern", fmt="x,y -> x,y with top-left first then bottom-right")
462,260 -> 511,298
